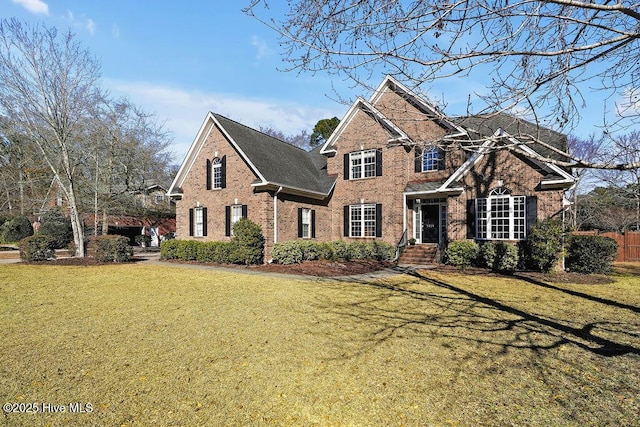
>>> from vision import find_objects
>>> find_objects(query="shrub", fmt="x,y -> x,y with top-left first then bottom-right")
331,240 -> 351,260
445,240 -> 479,269
1,215 -> 33,243
135,234 -> 152,247
19,235 -> 56,261
478,242 -> 496,269
493,242 -> 519,272
271,241 -> 304,264
349,241 -> 374,260
521,218 -> 564,272
160,239 -> 180,260
231,218 -> 264,265
92,235 -> 133,263
566,235 -> 618,274
197,241 -> 234,264
38,209 -> 73,249
298,240 -> 321,261
371,241 -> 395,261
176,240 -> 199,261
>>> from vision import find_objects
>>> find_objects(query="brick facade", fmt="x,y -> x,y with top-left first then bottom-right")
170,76 -> 574,263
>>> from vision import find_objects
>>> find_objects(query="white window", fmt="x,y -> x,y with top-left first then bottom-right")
212,157 -> 223,189
476,188 -> 527,240
194,207 -> 205,237
350,150 -> 376,179
301,208 -> 311,239
350,204 -> 377,238
155,194 -> 164,203
422,147 -> 443,171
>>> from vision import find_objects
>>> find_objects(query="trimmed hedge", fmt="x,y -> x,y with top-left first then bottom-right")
270,239 -> 395,264
478,241 -> 518,272
231,218 -> 264,265
566,235 -> 618,274
19,235 -> 56,261
445,240 -> 479,269
91,235 -> 133,263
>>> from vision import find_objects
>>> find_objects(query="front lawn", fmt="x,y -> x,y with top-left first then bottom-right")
1,263 -> 638,426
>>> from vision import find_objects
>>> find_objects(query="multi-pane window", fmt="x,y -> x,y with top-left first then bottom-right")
194,207 -> 205,237
212,157 -> 223,189
350,204 -> 377,237
350,150 -> 376,179
422,147 -> 443,171
475,188 -> 527,240
231,204 -> 243,230
301,208 -> 311,239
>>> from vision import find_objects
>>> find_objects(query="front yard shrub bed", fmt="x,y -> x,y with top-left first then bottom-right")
271,239 -> 395,264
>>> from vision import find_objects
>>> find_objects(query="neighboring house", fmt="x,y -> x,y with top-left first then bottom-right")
134,184 -> 175,210
168,75 -> 575,263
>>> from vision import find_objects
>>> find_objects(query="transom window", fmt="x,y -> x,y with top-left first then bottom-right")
422,147 -> 443,171
212,157 -> 223,189
350,150 -> 376,179
350,204 -> 377,238
476,187 -> 526,240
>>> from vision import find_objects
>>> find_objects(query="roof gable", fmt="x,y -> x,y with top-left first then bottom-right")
168,112 -> 335,199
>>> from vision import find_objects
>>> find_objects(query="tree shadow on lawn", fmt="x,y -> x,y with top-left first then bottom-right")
312,268 -> 640,360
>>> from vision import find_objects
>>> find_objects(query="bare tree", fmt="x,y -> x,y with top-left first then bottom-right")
566,134 -> 604,228
245,1 -> 640,170
598,131 -> 640,230
0,19 -> 103,256
259,126 -> 312,150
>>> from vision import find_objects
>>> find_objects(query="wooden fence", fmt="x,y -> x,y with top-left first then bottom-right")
573,231 -> 640,262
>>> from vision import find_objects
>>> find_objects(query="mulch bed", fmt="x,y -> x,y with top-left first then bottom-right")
22,256 -> 613,283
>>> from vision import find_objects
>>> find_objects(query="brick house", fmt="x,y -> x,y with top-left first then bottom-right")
167,76 -> 574,262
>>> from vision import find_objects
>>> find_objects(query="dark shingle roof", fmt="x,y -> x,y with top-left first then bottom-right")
455,113 -> 568,161
213,114 -> 335,196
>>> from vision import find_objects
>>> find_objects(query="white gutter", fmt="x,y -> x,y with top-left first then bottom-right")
273,186 -> 283,244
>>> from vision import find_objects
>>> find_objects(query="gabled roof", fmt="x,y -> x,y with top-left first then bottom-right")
320,75 -> 467,154
168,113 -> 336,199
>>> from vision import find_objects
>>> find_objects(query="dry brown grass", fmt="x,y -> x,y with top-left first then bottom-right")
1,263 -> 638,426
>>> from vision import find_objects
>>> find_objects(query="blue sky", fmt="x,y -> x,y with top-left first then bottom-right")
3,0 -> 630,165
3,0 -> 358,162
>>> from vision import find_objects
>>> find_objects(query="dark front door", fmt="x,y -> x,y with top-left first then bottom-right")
421,204 -> 440,243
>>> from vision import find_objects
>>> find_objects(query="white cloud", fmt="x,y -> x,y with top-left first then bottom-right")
12,0 -> 48,15
86,18 -> 96,35
251,35 -> 270,60
104,79 -> 342,162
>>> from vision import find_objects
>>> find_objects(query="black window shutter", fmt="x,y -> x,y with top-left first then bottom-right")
526,196 -> 538,235
297,208 -> 303,238
343,205 -> 349,237
242,205 -> 248,218
375,204 -> 383,238
311,210 -> 316,239
220,155 -> 226,189
466,199 -> 476,239
438,149 -> 446,170
206,159 -> 212,190
189,208 -> 194,236
343,153 -> 350,180
375,148 -> 383,177
225,206 -> 231,236
202,207 -> 208,237
414,147 -> 423,173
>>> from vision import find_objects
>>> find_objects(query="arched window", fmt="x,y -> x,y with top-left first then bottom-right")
476,187 -> 526,240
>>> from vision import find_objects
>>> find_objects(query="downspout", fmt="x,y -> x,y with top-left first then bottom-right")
273,186 -> 283,245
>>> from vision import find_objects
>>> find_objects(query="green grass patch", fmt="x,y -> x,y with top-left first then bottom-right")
1,263 -> 638,426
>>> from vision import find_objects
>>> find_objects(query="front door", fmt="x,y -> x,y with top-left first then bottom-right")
421,204 -> 440,243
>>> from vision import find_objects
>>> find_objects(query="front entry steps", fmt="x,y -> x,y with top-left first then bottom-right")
397,243 -> 441,266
